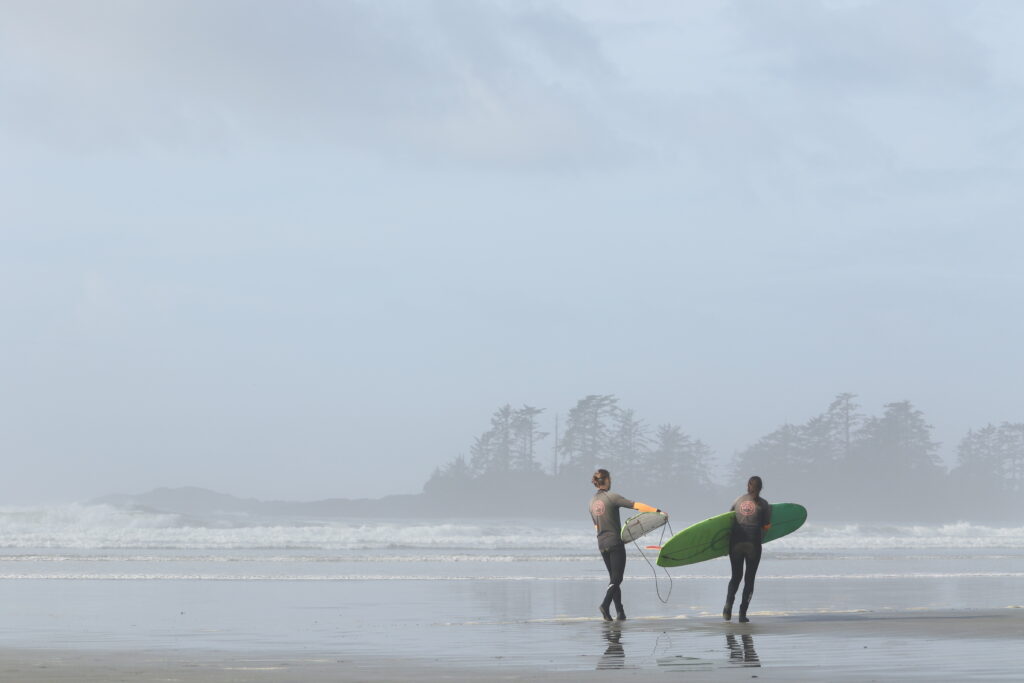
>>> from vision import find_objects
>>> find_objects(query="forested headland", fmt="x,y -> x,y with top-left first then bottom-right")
422,393 -> 1023,521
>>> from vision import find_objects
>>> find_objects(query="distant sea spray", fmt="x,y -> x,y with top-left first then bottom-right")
0,504 -> 1022,552
0,504 -> 594,551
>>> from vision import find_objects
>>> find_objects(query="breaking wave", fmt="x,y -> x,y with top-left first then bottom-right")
0,505 -> 1021,552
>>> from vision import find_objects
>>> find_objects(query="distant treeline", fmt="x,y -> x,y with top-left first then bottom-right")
423,393 -> 1023,521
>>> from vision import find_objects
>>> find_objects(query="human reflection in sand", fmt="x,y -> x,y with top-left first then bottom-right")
726,632 -> 760,666
597,624 -> 625,669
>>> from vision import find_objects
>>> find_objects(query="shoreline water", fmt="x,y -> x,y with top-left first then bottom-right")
2,609 -> 1020,681
0,508 -> 1021,680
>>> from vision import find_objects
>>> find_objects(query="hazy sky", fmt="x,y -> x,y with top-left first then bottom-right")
2,1 -> 1022,503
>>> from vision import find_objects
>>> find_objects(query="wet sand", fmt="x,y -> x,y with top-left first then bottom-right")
3,608 -> 1020,681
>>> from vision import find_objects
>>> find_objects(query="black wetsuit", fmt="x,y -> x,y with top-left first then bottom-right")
727,493 -> 771,610
589,490 -> 634,616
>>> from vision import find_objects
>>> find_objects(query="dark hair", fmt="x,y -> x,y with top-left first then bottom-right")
592,469 -> 611,488
748,475 -> 763,495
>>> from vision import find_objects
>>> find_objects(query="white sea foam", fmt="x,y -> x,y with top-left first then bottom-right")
0,571 -> 1020,582
0,505 -> 595,550
772,522 -> 1024,551
1,505 -> 1022,552
0,553 -> 595,564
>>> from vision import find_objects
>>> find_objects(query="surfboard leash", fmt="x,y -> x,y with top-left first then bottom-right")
633,519 -> 674,604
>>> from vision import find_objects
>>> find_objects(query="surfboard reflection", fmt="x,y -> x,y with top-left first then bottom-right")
726,632 -> 760,667
597,624 -> 625,669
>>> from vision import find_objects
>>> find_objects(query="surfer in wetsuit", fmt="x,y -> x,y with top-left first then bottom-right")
589,468 -> 665,622
723,475 -> 771,623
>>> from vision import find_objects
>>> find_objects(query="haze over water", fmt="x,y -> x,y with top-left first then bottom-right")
4,5 -> 1024,681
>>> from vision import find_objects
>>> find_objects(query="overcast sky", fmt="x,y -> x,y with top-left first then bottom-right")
2,0 -> 1022,504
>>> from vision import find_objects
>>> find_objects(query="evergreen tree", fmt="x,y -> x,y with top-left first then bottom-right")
468,430 -> 496,477
842,401 -> 943,516
646,424 -> 712,488
796,393 -> 862,480
732,422 -> 805,485
423,455 -> 472,496
609,409 -> 650,481
559,394 -> 619,474
729,393 -> 861,508
827,392 -> 863,460
997,422 -> 1024,492
856,401 -> 942,475
951,422 -> 1023,516
469,404 -> 515,476
954,424 -> 1001,484
510,405 -> 547,473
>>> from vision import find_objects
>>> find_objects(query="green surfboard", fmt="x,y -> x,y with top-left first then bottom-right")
656,503 -> 807,568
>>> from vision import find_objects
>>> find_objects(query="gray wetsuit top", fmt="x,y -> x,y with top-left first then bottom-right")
730,493 -> 771,545
589,490 -> 634,552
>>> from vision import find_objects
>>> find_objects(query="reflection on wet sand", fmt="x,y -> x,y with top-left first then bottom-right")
597,622 -> 760,672
652,629 -> 715,672
726,632 -> 760,666
597,624 -> 625,669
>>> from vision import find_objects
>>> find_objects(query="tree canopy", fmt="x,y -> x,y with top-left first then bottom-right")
423,392 -> 1019,520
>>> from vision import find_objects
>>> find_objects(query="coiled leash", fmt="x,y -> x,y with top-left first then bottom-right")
632,518 -> 674,603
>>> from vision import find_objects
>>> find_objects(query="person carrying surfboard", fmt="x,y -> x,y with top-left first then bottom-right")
724,475 -> 771,623
589,468 -> 666,621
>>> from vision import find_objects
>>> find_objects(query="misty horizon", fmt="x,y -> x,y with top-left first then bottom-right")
3,374 -> 1020,507
2,5 -> 1020,680
50,389 -> 1018,514
3,2 -> 1022,506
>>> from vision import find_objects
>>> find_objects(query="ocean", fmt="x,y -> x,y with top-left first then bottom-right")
2,503 -> 1021,581
1,504 -> 1021,678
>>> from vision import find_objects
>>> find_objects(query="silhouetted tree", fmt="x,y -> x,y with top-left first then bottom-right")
469,404 -> 514,476
840,401 -> 944,516
510,405 -> 547,473
609,409 -> 650,481
424,392 -> 1020,521
646,424 -> 713,488
949,421 -> 1024,517
732,422 -> 806,485
827,392 -> 863,460
785,394 -> 863,491
996,422 -> 1024,492
954,424 -> 1001,484
423,455 -> 472,497
853,401 -> 942,475
559,394 -> 619,474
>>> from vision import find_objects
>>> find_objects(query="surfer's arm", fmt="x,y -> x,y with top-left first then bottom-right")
633,502 -> 664,515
